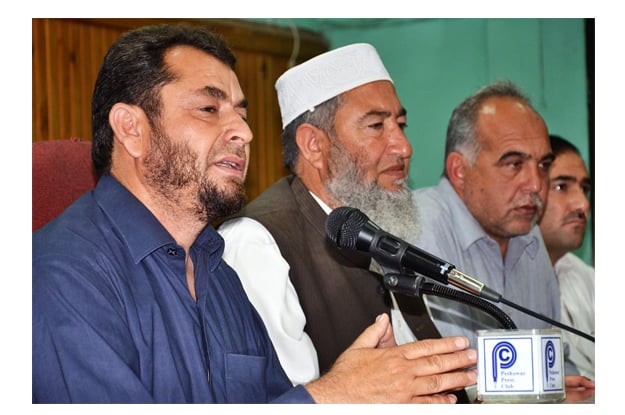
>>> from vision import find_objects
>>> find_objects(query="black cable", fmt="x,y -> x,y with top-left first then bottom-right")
499,297 -> 595,342
420,280 -> 517,330
382,271 -> 595,343
383,273 -> 517,330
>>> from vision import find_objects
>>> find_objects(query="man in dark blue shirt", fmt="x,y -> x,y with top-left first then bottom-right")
33,175 -> 305,403
32,24 -> 478,403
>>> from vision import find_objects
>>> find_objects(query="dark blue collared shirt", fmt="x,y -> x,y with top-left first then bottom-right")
32,175 -> 313,403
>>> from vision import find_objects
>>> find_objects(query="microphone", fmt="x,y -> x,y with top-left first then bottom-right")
325,206 -> 502,302
325,206 -> 595,343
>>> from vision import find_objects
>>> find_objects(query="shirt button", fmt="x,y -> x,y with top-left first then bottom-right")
167,247 -> 178,256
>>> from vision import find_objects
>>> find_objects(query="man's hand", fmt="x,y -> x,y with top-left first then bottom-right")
305,313 -> 477,403
564,374 -> 595,403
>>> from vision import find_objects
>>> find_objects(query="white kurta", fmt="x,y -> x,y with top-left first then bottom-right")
555,252 -> 595,379
218,216 -> 320,385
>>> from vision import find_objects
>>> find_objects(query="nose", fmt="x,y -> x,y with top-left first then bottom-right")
387,125 -> 412,159
523,163 -> 545,194
571,187 -> 591,216
225,110 -> 253,145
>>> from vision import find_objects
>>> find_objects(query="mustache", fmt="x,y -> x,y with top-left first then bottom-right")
513,193 -> 544,210
531,193 -> 544,210
563,210 -> 587,223
225,143 -> 247,159
209,143 -> 248,164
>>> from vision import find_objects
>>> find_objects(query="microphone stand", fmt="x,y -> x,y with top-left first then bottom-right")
382,272 -> 517,330
373,253 -> 595,343
327,207 -> 594,342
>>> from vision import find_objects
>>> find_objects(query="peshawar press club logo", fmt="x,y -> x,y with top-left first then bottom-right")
491,341 -> 517,382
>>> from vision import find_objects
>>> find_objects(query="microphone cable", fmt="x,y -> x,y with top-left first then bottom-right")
383,273 -> 517,330
499,296 -> 595,342
327,206 -> 595,343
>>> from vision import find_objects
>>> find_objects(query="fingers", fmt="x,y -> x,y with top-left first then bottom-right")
407,347 -> 477,379
348,313 -> 396,350
399,337 -> 478,395
565,374 -> 595,389
400,336 -> 471,359
409,368 -> 477,399
376,314 -> 396,348
563,375 -> 595,403
308,320 -> 478,403
411,393 -> 459,404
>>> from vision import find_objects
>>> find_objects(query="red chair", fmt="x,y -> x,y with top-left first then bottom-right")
32,138 -> 99,232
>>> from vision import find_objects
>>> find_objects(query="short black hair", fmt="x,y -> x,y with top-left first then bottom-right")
91,24 -> 236,176
549,134 -> 581,157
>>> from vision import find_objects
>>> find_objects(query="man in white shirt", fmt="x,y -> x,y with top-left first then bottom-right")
539,134 -> 595,379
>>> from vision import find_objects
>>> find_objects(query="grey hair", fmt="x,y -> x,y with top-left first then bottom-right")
443,79 -> 533,177
281,95 -> 343,173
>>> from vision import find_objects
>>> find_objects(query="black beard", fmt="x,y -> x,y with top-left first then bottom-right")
197,178 -> 247,224
144,124 -> 247,224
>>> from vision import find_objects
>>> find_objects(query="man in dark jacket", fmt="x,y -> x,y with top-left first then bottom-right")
219,43 -> 470,403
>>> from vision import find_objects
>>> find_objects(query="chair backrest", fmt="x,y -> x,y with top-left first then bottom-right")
32,139 -> 99,232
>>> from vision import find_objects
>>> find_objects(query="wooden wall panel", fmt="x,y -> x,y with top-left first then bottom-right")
33,19 -> 122,142
32,18 -> 327,202
235,50 -> 292,200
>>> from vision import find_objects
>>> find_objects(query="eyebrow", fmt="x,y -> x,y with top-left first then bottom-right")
550,174 -> 592,189
360,106 -> 407,120
498,151 -> 555,164
550,174 -> 577,183
202,86 -> 248,110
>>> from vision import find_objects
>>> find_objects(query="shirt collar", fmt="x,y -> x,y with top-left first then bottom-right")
94,175 -> 226,269
437,177 -> 539,257
437,177 -> 485,250
309,191 -> 332,214
95,175 -> 174,263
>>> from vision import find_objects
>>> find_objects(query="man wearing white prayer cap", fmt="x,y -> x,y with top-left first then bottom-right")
219,43 -> 473,403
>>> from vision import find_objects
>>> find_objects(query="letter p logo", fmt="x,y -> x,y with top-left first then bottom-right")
492,341 -> 517,382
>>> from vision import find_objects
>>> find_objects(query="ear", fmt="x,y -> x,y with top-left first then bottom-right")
109,103 -> 147,158
294,123 -> 326,170
446,151 -> 467,191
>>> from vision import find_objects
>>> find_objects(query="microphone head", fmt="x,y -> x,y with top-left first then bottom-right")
325,206 -> 370,250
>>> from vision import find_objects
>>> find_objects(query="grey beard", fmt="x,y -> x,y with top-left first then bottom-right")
325,176 -> 421,242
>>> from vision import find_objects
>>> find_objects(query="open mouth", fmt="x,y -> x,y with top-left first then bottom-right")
215,159 -> 242,171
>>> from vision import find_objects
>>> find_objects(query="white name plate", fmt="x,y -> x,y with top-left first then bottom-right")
476,329 -> 566,403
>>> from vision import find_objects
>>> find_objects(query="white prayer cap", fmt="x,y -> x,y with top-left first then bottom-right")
275,43 -> 393,128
